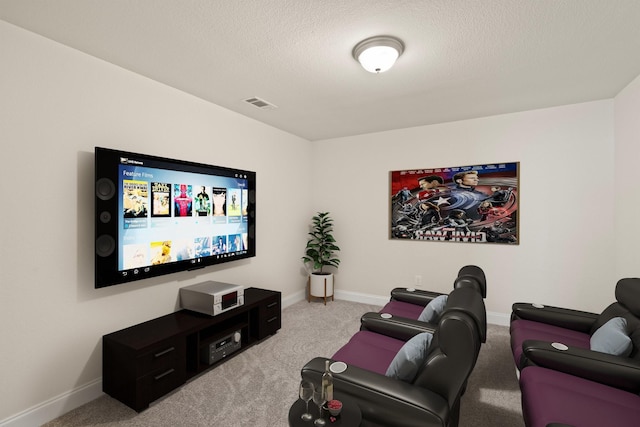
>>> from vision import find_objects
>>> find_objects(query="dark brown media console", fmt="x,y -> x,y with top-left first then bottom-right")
102,287 -> 281,411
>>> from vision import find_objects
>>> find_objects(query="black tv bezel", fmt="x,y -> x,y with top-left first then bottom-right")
94,147 -> 256,288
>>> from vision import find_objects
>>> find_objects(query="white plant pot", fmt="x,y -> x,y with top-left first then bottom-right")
309,273 -> 334,298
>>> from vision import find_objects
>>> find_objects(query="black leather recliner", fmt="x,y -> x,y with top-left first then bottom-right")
364,265 -> 487,342
387,265 -> 486,309
301,285 -> 486,427
511,278 -> 640,390
511,278 -> 640,427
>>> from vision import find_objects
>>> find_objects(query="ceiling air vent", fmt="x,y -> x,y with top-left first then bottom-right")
243,97 -> 278,110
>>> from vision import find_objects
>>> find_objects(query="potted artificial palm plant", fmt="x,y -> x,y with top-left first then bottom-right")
302,212 -> 340,304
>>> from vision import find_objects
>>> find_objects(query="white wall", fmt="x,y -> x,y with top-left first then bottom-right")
312,100 -> 617,318
614,74 -> 640,278
0,21 -> 312,423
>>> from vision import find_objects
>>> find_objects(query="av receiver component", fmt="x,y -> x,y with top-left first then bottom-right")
201,330 -> 242,364
179,281 -> 244,316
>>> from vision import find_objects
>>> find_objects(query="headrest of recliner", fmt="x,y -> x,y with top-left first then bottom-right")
457,265 -> 485,280
454,265 -> 487,298
454,276 -> 487,298
444,286 -> 487,342
616,278 -> 640,317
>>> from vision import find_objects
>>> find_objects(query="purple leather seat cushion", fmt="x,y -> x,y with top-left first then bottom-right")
379,300 -> 425,320
332,330 -> 405,375
510,319 -> 590,366
520,366 -> 640,427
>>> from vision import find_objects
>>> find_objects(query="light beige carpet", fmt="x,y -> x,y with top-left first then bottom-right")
43,299 -> 524,427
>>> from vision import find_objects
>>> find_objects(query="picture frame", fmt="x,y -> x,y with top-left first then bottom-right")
390,162 -> 519,244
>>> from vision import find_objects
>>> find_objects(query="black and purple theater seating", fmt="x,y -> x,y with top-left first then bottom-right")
520,366 -> 640,427
511,278 -> 640,426
510,278 -> 640,371
301,284 -> 486,427
380,265 -> 487,320
362,265 -> 487,344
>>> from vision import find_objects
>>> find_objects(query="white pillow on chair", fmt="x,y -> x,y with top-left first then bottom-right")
418,295 -> 448,323
590,317 -> 632,357
385,332 -> 433,382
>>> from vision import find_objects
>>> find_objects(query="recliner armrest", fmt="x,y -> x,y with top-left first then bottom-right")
521,340 -> 640,393
390,288 -> 444,307
301,357 -> 450,427
360,312 -> 436,341
511,303 -> 597,332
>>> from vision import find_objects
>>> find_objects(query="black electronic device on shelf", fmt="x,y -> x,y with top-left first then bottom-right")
94,147 -> 256,288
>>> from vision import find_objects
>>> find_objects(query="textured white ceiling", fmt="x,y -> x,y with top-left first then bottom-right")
2,0 -> 640,141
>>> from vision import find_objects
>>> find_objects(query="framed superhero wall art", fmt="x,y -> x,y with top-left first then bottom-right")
390,162 -> 519,244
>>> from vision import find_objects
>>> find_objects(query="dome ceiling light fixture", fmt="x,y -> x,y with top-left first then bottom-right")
352,35 -> 405,73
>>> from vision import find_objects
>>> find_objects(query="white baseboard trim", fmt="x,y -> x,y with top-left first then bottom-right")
2,290 -> 510,427
335,289 -> 390,307
487,311 -> 511,327
282,289 -> 305,308
0,378 -> 103,427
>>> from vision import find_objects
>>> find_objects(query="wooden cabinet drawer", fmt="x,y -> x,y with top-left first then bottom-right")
259,295 -> 281,338
138,364 -> 186,404
264,297 -> 280,315
136,338 -> 183,377
263,312 -> 281,336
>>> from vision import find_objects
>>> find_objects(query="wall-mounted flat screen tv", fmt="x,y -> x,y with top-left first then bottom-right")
94,147 -> 256,288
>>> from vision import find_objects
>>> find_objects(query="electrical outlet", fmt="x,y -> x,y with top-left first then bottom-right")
414,275 -> 422,287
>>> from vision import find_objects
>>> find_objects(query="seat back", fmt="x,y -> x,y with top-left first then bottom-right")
455,265 -> 487,298
590,278 -> 640,359
450,277 -> 487,343
412,286 -> 485,407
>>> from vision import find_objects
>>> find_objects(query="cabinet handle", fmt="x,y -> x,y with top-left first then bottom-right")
154,368 -> 175,381
154,347 -> 175,358
267,302 -> 278,308
267,316 -> 278,323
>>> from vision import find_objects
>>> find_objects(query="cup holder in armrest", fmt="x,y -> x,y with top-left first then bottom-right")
551,342 -> 569,351
330,361 -> 347,373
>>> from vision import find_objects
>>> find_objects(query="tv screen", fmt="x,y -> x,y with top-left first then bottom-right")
94,147 -> 256,288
